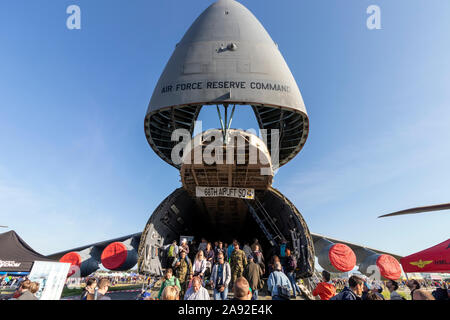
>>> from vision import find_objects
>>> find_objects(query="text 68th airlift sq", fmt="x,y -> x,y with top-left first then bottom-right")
178,304 -> 273,318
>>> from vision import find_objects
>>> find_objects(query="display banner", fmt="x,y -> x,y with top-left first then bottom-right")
28,261 -> 71,300
196,187 -> 255,200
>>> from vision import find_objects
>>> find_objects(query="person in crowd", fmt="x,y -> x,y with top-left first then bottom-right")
243,242 -> 253,259
312,270 -> 336,300
406,279 -> 435,300
173,250 -> 193,298
179,238 -> 190,256
214,241 -> 219,251
232,277 -> 252,300
80,278 -> 97,300
138,289 -> 152,300
252,244 -> 264,270
230,242 -> 248,287
17,281 -> 39,300
157,268 -> 181,300
407,280 -> 422,300
386,280 -> 403,300
284,248 -> 301,298
166,240 -> 179,268
366,291 -> 384,300
361,280 -> 371,300
161,285 -> 180,300
267,262 -> 292,300
193,250 -> 207,279
2,276 -> 10,287
432,287 -> 449,300
268,255 -> 283,274
184,276 -> 210,300
12,279 -> 30,299
224,243 -> 229,261
198,238 -> 208,253
371,283 -> 385,300
95,278 -> 111,300
86,278 -> 111,300
251,238 -> 263,254
279,240 -> 288,265
210,252 -> 231,300
14,277 -> 26,292
227,239 -> 237,262
189,239 -> 198,261
204,242 -> 215,275
244,256 -> 264,300
413,289 -> 435,300
8,277 -> 18,288
215,241 -> 226,263
30,282 -> 40,297
330,275 -> 364,300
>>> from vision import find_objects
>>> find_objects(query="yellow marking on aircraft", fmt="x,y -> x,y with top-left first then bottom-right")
410,260 -> 433,269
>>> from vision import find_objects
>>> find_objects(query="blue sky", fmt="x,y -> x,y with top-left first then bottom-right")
0,0 -> 449,257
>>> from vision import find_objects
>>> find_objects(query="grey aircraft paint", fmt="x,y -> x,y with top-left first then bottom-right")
144,0 -> 308,168
46,1 -> 403,285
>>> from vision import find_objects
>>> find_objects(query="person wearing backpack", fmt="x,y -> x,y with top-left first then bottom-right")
267,262 -> 292,300
173,250 -> 193,298
157,268 -> 181,300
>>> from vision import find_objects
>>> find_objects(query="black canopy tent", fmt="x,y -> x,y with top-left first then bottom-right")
0,231 -> 54,272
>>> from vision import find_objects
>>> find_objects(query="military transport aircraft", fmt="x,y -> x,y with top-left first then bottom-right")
47,0 -> 419,290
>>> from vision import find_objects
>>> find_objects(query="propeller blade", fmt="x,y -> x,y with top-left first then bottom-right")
0,225 -> 8,228
378,203 -> 450,218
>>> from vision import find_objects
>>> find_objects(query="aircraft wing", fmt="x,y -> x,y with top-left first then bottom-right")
47,232 -> 142,260
47,232 -> 402,261
46,231 -> 403,281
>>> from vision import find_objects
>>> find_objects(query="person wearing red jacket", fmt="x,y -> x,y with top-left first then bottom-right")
313,270 -> 336,300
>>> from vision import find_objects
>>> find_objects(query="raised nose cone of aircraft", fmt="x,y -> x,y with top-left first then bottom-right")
139,0 -> 315,281
145,0 -> 309,168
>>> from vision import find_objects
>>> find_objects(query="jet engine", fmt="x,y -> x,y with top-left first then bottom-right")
101,237 -> 139,271
59,247 -> 101,277
314,238 -> 357,273
358,250 -> 402,280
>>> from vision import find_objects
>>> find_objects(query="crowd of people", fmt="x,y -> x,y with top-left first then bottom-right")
0,275 -> 26,288
149,237 -> 449,301
3,237 -> 448,301
311,270 -> 449,300
324,276 -> 449,293
79,278 -> 112,300
143,237 -> 302,300
83,273 -> 147,286
1,279 -> 41,300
